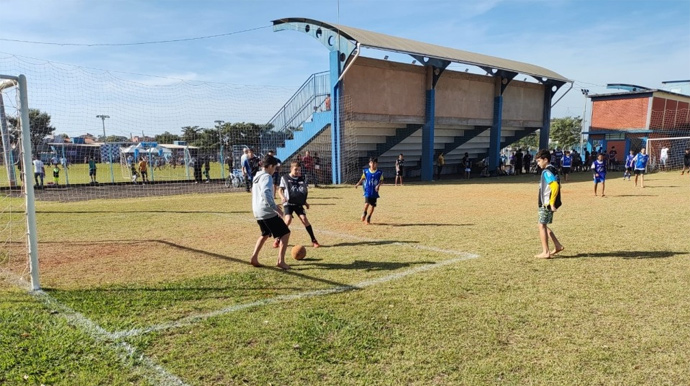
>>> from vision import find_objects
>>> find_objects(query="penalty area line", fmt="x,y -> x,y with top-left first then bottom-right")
111,252 -> 479,339
30,288 -> 189,386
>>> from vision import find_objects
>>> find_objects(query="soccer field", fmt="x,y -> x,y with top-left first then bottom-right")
2,171 -> 689,385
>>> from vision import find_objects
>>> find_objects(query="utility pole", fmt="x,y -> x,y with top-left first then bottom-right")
215,120 -> 225,179
580,89 -> 589,153
96,115 -> 114,183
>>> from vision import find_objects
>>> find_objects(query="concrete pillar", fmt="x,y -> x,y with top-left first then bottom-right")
421,67 -> 435,181
539,86 -> 552,150
329,50 -> 341,184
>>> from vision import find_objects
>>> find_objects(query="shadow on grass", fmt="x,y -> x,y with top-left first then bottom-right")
562,250 -> 686,259
297,259 -> 434,271
373,222 -> 473,227
36,210 -> 249,214
152,240 -> 351,287
323,240 -> 417,248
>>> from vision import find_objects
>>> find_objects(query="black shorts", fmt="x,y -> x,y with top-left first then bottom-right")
561,167 -> 571,174
89,169 -> 96,176
257,215 -> 290,238
365,196 -> 378,207
284,204 -> 306,217
634,169 -> 645,175
626,167 -> 633,172
396,168 -> 403,177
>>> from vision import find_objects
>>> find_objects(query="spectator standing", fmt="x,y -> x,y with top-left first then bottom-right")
302,150 -> 316,187
88,156 -> 97,184
436,152 -> 445,180
324,94 -> 331,111
32,156 -> 45,189
659,145 -> 669,171
561,151 -> 572,182
515,148 -> 523,175
395,153 -> 404,186
139,157 -> 149,184
243,149 -> 260,192
462,152 -> 471,179
608,146 -> 618,171
52,164 -> 60,187
203,157 -> 211,183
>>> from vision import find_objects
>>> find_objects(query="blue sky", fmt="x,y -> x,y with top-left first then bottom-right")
1,0 -> 688,136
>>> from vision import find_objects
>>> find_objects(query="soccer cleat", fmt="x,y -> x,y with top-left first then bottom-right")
272,239 -> 280,248
312,241 -> 320,248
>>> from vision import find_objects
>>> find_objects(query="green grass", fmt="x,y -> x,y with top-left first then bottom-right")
2,171 -> 690,385
0,161 -> 230,187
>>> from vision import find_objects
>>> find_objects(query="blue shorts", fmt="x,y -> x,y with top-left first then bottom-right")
594,176 -> 605,184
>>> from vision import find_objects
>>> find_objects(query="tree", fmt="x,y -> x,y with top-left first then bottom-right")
155,131 -> 181,144
7,108 -> 55,154
180,126 -> 200,143
508,131 -> 539,150
105,135 -> 129,143
550,116 -> 582,149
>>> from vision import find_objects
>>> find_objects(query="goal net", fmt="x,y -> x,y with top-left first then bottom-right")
1,74 -> 38,289
0,54 -> 297,202
646,136 -> 690,172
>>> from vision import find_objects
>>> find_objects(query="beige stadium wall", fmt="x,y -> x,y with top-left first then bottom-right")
343,57 -> 426,119
343,57 -> 545,126
435,71 -> 494,122
502,81 -> 544,125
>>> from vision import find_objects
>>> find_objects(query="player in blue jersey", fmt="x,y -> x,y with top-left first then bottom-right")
592,153 -> 607,197
354,157 -> 383,225
624,150 -> 635,180
561,151 -> 572,182
632,147 -> 649,188
535,149 -> 564,259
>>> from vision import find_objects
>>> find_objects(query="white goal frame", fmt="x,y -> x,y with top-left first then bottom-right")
1,74 -> 40,290
645,136 -> 690,173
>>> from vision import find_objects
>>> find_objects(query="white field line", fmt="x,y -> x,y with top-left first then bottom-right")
111,231 -> 479,339
30,288 -> 189,386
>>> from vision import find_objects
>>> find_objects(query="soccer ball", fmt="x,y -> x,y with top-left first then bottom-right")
291,245 -> 307,260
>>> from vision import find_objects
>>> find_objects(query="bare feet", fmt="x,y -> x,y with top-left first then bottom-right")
535,253 -> 552,259
550,246 -> 565,255
276,262 -> 291,270
250,260 -> 263,267
361,215 -> 366,222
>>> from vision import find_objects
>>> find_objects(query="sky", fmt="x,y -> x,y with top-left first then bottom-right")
1,0 -> 688,137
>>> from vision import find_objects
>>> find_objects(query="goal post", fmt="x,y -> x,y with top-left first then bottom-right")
645,136 -> 690,173
0,73 -> 40,290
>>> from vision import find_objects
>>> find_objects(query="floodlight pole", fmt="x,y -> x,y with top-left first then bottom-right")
215,120 -> 225,179
580,89 -> 589,153
97,114 -> 115,183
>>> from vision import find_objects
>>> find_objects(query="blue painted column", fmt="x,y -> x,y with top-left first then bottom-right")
421,88 -> 435,181
489,95 -> 503,173
539,87 -> 552,150
329,50 -> 341,184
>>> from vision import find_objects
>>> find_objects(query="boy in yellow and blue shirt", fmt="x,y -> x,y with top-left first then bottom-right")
535,149 -> 564,259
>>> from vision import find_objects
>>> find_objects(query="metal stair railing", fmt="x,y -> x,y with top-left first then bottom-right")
266,71 -> 330,133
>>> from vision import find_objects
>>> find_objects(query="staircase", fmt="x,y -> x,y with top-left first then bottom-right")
263,71 -> 332,160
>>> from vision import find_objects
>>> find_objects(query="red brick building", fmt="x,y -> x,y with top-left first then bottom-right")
586,85 -> 690,163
